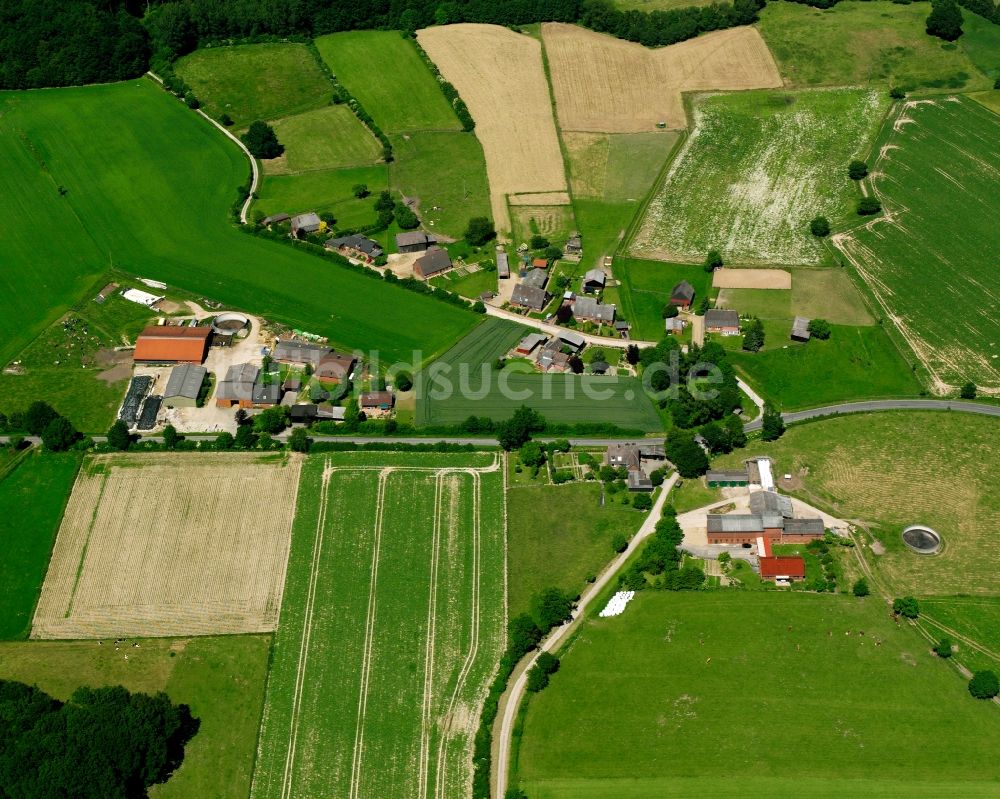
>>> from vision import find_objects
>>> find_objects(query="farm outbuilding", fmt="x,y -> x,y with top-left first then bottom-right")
497,251 -> 510,279
360,391 -> 394,410
515,333 -> 548,355
163,364 -> 207,408
315,353 -> 356,382
665,317 -> 684,335
670,281 -> 695,308
291,212 -> 322,237
396,231 -> 437,253
326,234 -> 383,262
706,468 -> 749,487
759,556 -> 806,582
582,268 -> 606,293
413,246 -> 452,279
215,362 -> 260,409
133,325 -> 212,365
122,288 -> 164,307
273,339 -> 331,369
791,316 -> 812,342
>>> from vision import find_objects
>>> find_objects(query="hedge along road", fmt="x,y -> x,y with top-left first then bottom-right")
743,398 -> 1000,432
146,71 -> 259,224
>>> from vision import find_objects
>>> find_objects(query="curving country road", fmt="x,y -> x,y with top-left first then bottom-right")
743,398 -> 1000,432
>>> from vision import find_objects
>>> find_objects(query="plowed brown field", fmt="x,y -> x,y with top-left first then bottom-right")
542,24 -> 782,132
32,453 -> 301,639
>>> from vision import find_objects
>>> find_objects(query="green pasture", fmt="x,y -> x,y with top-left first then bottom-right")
728,324 -> 920,408
508,480 -> 645,616
0,635 -> 271,799
961,12 -> 1000,81
613,258 -> 711,341
566,131 -> 679,203
630,88 -> 889,266
430,267 -> 497,299
844,97 -> 1000,388
970,88 -> 1000,113
714,411 -> 1000,597
255,164 -> 388,223
790,268 -> 874,325
516,592 -> 1000,798
389,131 -> 491,237
267,104 -> 382,171
250,453 -> 504,798
0,81 -> 476,367
758,0 -> 991,91
175,43 -> 330,127
0,452 -> 80,639
315,31 -> 461,132
572,199 -> 635,274
919,597 -> 1000,674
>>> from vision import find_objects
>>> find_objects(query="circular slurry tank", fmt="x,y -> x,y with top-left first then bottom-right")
211,311 -> 251,336
902,525 -> 942,554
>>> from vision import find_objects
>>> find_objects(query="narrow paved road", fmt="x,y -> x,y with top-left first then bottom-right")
492,473 -> 679,798
737,378 -> 765,423
743,398 -> 1000,432
484,304 -> 656,349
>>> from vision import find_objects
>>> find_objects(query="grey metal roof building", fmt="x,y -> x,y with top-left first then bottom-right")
583,268 -> 606,291
705,308 -> 740,330
628,471 -> 653,491
395,231 -> 437,252
511,284 -> 548,311
783,518 -> 826,536
521,268 -> 549,290
497,251 -> 510,279
707,514 -> 765,534
291,212 -> 321,236
163,364 -> 207,408
558,330 -> 585,350
327,235 -> 383,258
573,296 -> 615,324
791,316 -> 812,341
216,363 -> 260,404
749,491 -> 794,519
707,469 -> 749,486
414,247 -> 452,278
273,340 -> 331,368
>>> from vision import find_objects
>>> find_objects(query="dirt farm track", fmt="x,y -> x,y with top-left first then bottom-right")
32,452 -> 302,639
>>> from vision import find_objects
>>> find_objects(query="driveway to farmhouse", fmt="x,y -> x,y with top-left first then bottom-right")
484,304 -> 656,349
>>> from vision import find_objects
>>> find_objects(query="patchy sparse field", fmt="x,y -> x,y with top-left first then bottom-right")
0,635 -> 271,799
262,105 -> 382,174
249,452 -> 505,799
837,97 -> 1000,391
0,81 -> 477,366
632,88 -> 889,265
517,592 -> 1000,798
712,268 -> 791,290
508,480 -> 643,616
418,24 -> 568,233
758,0 -> 991,91
255,164 -> 388,223
0,452 -> 80,640
565,132 -> 678,201
389,131 -> 492,237
175,43 -> 330,127
316,31 -> 461,132
729,324 -> 920,407
543,23 -> 782,132
791,268 -> 874,326
415,319 -> 662,431
33,453 -> 301,639
613,258 -> 711,341
715,412 -> 1000,596
511,204 -> 576,246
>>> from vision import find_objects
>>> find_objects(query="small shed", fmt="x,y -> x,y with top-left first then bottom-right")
582,269 -> 606,293
665,317 -> 684,335
791,316 -> 812,342
669,281 -> 696,308
497,250 -> 510,279
395,231 -> 436,253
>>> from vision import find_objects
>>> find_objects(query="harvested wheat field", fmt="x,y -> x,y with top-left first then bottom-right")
418,24 -> 568,233
542,23 -> 782,132
32,453 -> 302,639
712,267 -> 791,289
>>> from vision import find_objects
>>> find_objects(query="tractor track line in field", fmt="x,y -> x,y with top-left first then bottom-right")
418,473 -> 446,799
434,469 -> 483,799
349,468 -> 392,799
279,458 -> 332,799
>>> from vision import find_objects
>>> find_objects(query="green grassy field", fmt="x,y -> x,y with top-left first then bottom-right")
919,597 -> 1000,673
315,31 -> 461,133
389,131 -> 492,237
613,258 -> 711,341
0,81 -> 476,367
0,451 -> 80,639
714,412 -> 1000,596
266,104 -> 382,171
516,592 -> 1000,798
175,43 -> 330,127
840,97 -> 1000,389
565,132 -> 679,203
729,323 -> 921,408
790,267 -> 875,325
961,12 -> 1000,82
250,452 -> 505,798
631,88 -> 889,266
758,0 -> 991,91
508,480 -> 645,616
255,164 -> 388,222
0,635 -> 270,799
415,319 -> 662,431
430,267 -> 497,299
970,88 -> 1000,113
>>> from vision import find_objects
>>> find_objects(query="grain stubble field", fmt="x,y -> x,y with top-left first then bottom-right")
33,453 -> 301,639
418,24 -> 569,233
251,453 -> 506,799
542,23 -> 782,132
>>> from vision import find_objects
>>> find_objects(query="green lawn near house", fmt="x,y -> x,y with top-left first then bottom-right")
175,43 -> 330,127
254,164 -> 389,224
613,258 -> 712,341
430,267 -> 497,299
315,31 -> 461,133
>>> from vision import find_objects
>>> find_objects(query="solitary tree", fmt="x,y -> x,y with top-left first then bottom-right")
241,121 -> 284,159
761,405 -> 785,442
41,417 -> 79,452
742,318 -> 765,352
530,234 -> 549,250
162,424 -> 181,449
933,637 -> 953,658
704,249 -> 723,272
852,577 -> 870,597
926,0 -> 963,40
395,371 -> 414,392
518,440 -> 546,468
662,303 -> 679,319
219,113 -> 233,126
857,197 -> 882,216
848,160 -> 869,180
106,420 -> 132,451
968,670 -> 999,699
890,86 -> 906,100
625,344 -> 641,365
289,427 -> 312,453
395,204 -> 419,230
960,382 -> 977,399
464,216 -> 496,246
632,493 -> 653,511
568,355 -> 584,374
893,596 -> 920,619
810,216 -> 831,237
352,183 -> 369,199
808,318 -> 832,339
531,587 -> 574,631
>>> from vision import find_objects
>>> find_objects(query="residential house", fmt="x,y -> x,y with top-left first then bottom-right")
605,443 -> 641,471
360,391 -> 394,411
511,283 -> 549,312
395,231 -> 436,253
791,316 -> 812,342
413,246 -> 452,279
133,326 -> 212,365
291,212 -> 321,238
670,281 -> 696,309
315,353 -> 357,382
573,296 -> 615,324
326,235 -> 383,262
582,268 -> 606,293
162,364 -> 207,408
522,268 -> 549,290
705,309 -> 740,336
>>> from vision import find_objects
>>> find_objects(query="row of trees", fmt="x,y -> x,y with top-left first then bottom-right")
0,401 -> 83,452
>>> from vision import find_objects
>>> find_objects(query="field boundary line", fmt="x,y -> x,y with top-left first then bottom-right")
278,458 -> 332,799
349,467 -> 392,799
919,614 -> 1000,664
64,470 -> 108,618
418,472 -> 446,799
